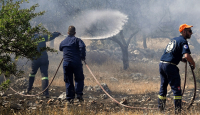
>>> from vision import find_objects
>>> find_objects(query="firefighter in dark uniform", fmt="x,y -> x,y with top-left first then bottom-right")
59,26 -> 86,104
27,32 -> 61,98
158,24 -> 195,113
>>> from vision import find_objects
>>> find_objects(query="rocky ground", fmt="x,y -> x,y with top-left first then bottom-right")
1,77 -> 200,114
1,45 -> 200,114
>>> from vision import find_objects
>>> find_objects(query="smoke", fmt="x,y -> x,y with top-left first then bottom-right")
19,1 -> 129,39
68,10 -> 128,39
17,0 -> 200,39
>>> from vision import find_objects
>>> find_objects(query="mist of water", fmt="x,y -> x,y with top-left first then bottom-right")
65,10 -> 128,39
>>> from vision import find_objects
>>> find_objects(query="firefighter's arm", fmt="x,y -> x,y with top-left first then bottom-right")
47,32 -> 61,41
59,42 -> 63,51
184,53 -> 195,69
79,40 -> 86,61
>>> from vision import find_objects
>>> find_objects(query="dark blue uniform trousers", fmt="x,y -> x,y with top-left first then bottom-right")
63,61 -> 84,101
28,59 -> 49,96
158,63 -> 182,111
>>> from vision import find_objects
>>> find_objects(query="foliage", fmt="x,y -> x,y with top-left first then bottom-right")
0,79 -> 10,91
0,0 -> 55,80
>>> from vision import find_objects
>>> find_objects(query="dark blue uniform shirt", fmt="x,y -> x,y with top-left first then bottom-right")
59,35 -> 86,65
34,32 -> 60,60
160,35 -> 191,65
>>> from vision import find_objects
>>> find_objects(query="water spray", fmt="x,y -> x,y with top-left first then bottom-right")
63,10 -> 128,39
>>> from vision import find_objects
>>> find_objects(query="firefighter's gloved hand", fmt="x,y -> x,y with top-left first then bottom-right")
189,62 -> 195,70
55,31 -> 61,35
190,65 -> 195,70
182,58 -> 187,63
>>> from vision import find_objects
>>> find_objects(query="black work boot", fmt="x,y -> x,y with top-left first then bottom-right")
42,79 -> 49,97
66,99 -> 74,106
174,99 -> 181,114
41,94 -> 50,99
77,96 -> 84,102
25,89 -> 31,95
27,77 -> 35,94
158,99 -> 166,112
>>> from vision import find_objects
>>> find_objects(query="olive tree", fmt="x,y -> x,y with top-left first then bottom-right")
0,0 -> 55,89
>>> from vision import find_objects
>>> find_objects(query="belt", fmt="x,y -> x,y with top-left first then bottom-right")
160,61 -> 177,65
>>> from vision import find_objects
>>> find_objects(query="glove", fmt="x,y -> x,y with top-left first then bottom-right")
55,31 -> 61,35
182,58 -> 187,62
188,62 -> 195,70
190,65 -> 194,70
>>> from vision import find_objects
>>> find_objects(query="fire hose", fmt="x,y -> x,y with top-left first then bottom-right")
4,58 -> 64,97
187,62 -> 196,110
4,59 -> 196,110
84,60 -> 197,110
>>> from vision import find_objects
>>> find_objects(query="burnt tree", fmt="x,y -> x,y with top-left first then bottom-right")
110,30 -> 139,70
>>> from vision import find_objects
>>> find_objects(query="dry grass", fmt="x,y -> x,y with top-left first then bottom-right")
31,52 -> 197,94
30,61 -> 196,104
23,36 -> 199,97
136,37 -> 170,49
7,37 -> 200,115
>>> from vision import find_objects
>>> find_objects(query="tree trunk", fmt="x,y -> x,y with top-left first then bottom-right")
143,35 -> 147,49
121,47 -> 129,70
110,29 -> 139,70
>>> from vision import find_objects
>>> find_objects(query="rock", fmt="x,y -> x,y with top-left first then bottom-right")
7,94 -> 12,96
13,78 -> 28,89
110,77 -> 118,82
19,100 -> 25,104
152,76 -> 159,80
89,100 -> 97,104
38,100 -> 44,104
94,83 -> 111,93
0,91 -> 4,96
120,98 -> 128,105
49,88 -> 55,91
146,97 -> 151,101
129,73 -> 135,77
133,50 -> 140,55
54,100 -> 62,105
84,86 -> 93,91
26,101 -> 37,107
99,94 -> 108,99
58,92 -> 66,100
142,58 -> 149,62
2,101 -> 9,107
99,51 -> 106,55
130,73 -> 143,78
51,96 -> 57,99
134,73 -> 143,77
10,103 -> 23,110
2,96 -> 7,100
29,107 -> 37,110
47,99 -> 54,105
131,73 -> 143,81
89,95 -> 93,99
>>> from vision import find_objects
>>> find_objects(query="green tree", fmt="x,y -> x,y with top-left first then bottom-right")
0,0 -> 55,86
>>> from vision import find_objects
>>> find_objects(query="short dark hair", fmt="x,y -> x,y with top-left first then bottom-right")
181,28 -> 191,34
68,26 -> 76,35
